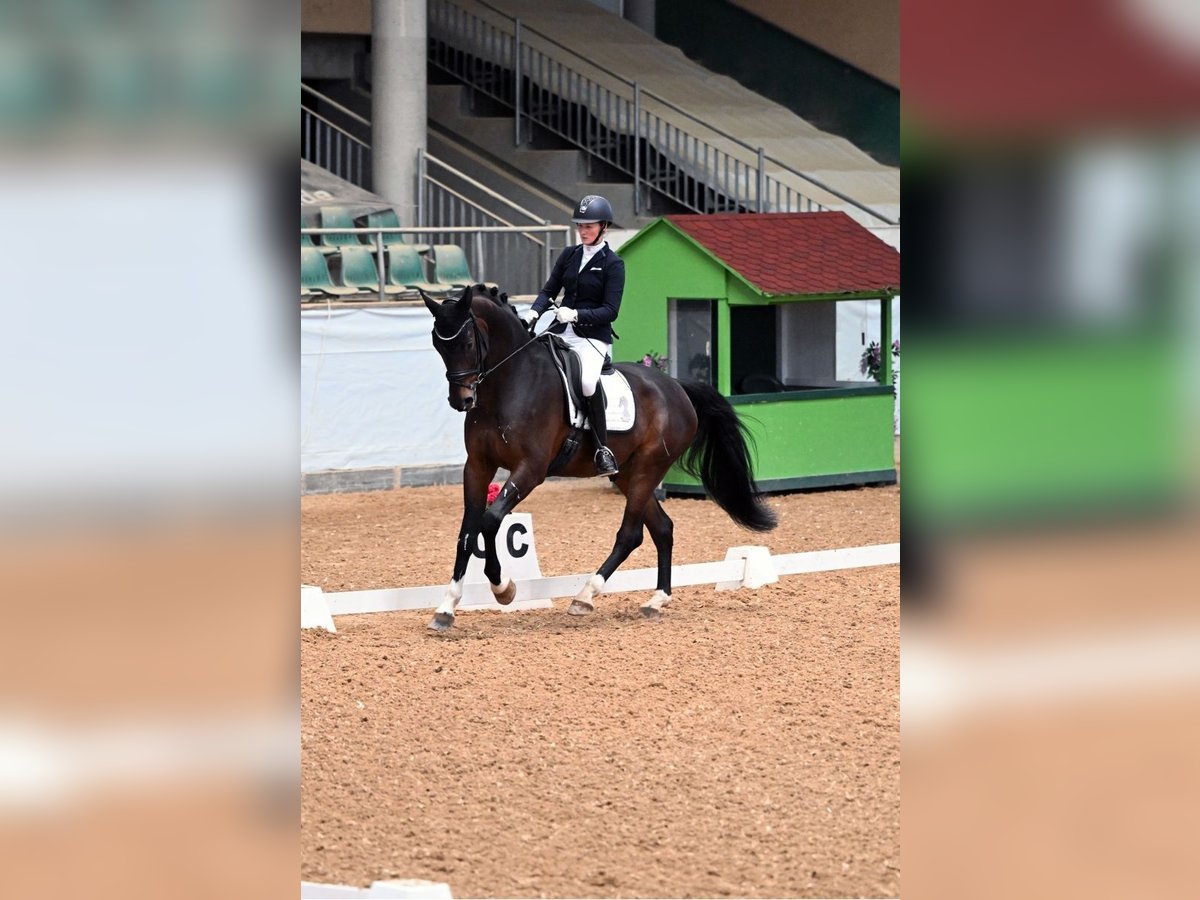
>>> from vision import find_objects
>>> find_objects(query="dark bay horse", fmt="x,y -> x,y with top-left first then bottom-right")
422,284 -> 776,632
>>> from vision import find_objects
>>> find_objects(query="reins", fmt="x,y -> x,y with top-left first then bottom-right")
433,305 -> 546,408
478,328 -> 545,383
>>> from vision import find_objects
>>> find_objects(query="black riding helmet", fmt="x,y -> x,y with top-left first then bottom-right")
571,195 -> 613,246
571,194 -> 613,226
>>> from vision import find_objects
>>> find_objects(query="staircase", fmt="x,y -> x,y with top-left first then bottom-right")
427,80 -> 654,227
302,0 -> 897,234
426,0 -> 896,228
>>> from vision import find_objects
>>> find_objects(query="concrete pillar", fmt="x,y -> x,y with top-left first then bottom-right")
372,0 -> 426,225
624,0 -> 655,36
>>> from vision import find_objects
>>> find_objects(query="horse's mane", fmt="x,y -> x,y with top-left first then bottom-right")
462,283 -> 518,318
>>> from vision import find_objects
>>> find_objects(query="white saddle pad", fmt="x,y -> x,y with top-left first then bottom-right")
563,369 -> 635,433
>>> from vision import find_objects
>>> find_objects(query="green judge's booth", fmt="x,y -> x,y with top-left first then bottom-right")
613,212 -> 900,494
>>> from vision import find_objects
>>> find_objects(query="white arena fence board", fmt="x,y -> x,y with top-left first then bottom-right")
301,879 -> 452,899
320,543 -> 899,617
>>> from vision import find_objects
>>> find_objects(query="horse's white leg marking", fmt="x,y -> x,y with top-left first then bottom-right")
435,579 -> 463,618
491,576 -> 516,606
568,573 -> 605,615
640,589 -> 671,614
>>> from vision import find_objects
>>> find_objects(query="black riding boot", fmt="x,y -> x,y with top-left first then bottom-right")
586,391 -> 619,476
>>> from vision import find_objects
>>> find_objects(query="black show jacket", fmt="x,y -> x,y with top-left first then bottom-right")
530,242 -> 624,343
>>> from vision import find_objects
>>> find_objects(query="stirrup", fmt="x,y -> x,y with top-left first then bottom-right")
594,446 -> 619,476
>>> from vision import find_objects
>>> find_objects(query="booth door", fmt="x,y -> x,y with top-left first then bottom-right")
668,299 -> 716,386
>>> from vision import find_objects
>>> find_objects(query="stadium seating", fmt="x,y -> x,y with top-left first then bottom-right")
301,246 -> 357,297
358,208 -> 430,255
317,205 -> 362,252
337,246 -> 405,296
387,245 -> 454,296
432,244 -> 496,290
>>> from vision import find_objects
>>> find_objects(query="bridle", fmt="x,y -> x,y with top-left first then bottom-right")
432,305 -> 543,409
433,312 -> 488,408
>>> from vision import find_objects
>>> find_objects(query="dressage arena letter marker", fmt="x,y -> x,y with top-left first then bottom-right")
461,512 -> 550,612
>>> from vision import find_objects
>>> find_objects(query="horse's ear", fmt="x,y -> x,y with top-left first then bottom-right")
419,289 -> 440,316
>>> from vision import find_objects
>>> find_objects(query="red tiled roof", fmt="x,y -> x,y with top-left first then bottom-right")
903,0 -> 1200,136
665,212 -> 900,297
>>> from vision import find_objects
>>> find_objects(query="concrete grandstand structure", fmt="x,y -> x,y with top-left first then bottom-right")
300,0 -> 899,489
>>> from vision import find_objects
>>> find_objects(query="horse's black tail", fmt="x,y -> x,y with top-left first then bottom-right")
678,381 -> 777,532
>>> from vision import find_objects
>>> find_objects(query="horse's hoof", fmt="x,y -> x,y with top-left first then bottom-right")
492,578 -> 516,606
426,612 -> 455,633
567,599 -> 594,616
641,590 -> 671,618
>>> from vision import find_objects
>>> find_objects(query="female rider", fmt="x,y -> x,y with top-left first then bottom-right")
520,195 -> 623,476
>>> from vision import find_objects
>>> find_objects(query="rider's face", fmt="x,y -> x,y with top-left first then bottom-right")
577,222 -> 602,244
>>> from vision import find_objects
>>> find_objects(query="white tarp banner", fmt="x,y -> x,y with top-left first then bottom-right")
300,306 -> 466,473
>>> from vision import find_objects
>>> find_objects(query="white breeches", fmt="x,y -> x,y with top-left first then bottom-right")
561,327 -> 611,396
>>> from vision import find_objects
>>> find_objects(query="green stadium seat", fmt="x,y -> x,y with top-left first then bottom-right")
432,244 -> 497,290
301,246 -> 356,297
317,205 -> 362,251
357,209 -> 431,255
387,245 -> 453,295
431,243 -> 473,287
337,246 -> 405,296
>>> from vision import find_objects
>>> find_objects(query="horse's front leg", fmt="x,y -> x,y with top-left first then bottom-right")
478,463 -> 547,606
428,461 -> 493,632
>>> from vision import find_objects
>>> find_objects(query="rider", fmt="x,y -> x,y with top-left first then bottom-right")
521,194 -> 623,476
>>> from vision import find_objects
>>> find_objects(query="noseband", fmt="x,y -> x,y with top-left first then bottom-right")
433,312 -> 489,407
433,303 -> 544,409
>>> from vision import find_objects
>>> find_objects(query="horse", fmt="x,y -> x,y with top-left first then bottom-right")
421,284 -> 776,632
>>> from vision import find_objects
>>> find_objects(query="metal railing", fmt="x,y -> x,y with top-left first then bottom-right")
302,224 -> 571,301
427,0 -> 896,225
302,79 -> 567,292
416,149 -> 561,291
302,84 -> 372,189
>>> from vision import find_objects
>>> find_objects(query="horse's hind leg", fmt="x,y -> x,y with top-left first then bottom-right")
568,471 -> 654,616
639,498 -> 674,618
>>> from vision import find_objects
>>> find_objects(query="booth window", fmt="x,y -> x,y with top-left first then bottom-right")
730,300 -> 888,394
668,299 -> 715,385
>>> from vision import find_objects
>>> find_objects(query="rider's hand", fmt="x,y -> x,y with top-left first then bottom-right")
520,308 -> 538,332
555,306 -> 579,324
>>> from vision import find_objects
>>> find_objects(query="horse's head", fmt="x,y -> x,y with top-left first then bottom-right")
423,288 -> 487,412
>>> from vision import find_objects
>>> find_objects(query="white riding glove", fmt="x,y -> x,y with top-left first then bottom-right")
555,306 -> 579,324
520,308 -> 538,326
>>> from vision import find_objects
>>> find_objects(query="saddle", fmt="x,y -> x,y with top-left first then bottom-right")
541,335 -> 636,475
542,336 -> 636,431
